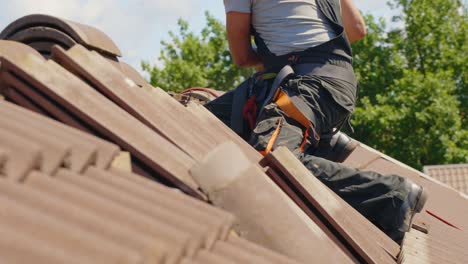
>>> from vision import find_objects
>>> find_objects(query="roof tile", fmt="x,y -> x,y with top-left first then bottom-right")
0,101 -> 119,169
25,170 -> 191,263
0,224 -> 82,264
0,129 -> 42,181
0,14 -> 122,57
194,249 -> 238,264
424,164 -> 468,195
52,44 -> 210,161
57,168 -> 209,255
0,181 -> 168,262
227,234 -> 304,264
0,192 -> 141,263
0,149 -> 7,172
0,41 -> 200,195
84,166 -> 230,244
0,116 -> 72,175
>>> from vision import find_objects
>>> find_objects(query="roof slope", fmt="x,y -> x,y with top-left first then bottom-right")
0,101 -> 302,264
424,164 -> 468,195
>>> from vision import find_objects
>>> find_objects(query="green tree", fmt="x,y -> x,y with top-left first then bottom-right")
395,0 -> 467,119
353,70 -> 467,168
142,12 -> 254,92
351,0 -> 467,168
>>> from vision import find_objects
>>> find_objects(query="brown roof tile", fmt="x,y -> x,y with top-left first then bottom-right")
0,129 -> 41,181
146,89 -> 222,149
0,160 -> 297,264
109,60 -> 154,90
424,164 -> 468,195
263,166 -> 360,261
187,102 -> 262,162
0,181 -> 167,263
0,148 -> 7,172
212,240 -> 273,264
0,40 -> 201,196
342,144 -> 380,169
5,26 -> 75,58
57,168 -> 209,255
25,170 -> 190,263
0,117 -> 72,175
194,249 -> 238,264
52,44 -> 210,161
0,14 -> 122,57
227,235 -> 303,264
27,41 -> 63,59
84,167 -> 230,245
1,70 -> 97,133
1,86 -> 50,115
180,258 -> 201,264
0,107 -> 98,172
402,223 -> 468,264
0,224 -> 83,264
109,167 -> 236,238
0,193 -> 142,264
0,101 -> 119,169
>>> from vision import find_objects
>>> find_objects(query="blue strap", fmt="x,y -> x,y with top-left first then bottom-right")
259,65 -> 295,113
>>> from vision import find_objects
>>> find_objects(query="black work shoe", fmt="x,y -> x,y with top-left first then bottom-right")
313,132 -> 359,162
389,181 -> 428,243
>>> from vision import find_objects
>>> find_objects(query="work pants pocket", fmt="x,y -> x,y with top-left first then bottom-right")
250,103 -> 306,157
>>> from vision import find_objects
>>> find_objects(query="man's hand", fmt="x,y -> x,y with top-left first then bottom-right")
340,0 -> 367,43
226,11 -> 263,68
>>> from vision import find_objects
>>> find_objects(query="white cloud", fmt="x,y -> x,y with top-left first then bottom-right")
0,0 -> 203,71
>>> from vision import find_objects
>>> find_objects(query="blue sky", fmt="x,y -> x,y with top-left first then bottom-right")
0,0 -> 397,72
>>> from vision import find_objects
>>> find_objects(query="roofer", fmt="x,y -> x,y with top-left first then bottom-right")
209,0 -> 428,242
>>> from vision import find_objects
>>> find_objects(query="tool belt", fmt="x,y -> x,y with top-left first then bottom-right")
206,64 -> 323,156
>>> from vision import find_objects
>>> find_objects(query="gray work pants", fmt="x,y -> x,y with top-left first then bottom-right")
248,75 -> 411,234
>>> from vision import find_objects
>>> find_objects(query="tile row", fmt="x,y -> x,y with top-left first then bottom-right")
0,14 -> 121,59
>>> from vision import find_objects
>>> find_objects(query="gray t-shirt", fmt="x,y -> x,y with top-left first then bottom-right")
224,0 -> 337,56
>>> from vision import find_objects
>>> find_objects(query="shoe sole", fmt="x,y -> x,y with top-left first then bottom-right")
405,186 -> 428,232
397,188 -> 428,262
414,187 -> 428,213
391,186 -> 428,247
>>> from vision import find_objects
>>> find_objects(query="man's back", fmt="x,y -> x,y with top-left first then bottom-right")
224,0 -> 337,56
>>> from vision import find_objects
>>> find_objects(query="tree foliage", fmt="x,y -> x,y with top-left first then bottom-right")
143,1 -> 467,169
142,12 -> 254,92
351,0 -> 467,168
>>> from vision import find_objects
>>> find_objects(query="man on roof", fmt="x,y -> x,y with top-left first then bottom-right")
218,0 -> 428,242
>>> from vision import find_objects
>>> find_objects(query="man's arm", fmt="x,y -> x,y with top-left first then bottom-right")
340,0 -> 367,43
226,11 -> 263,68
